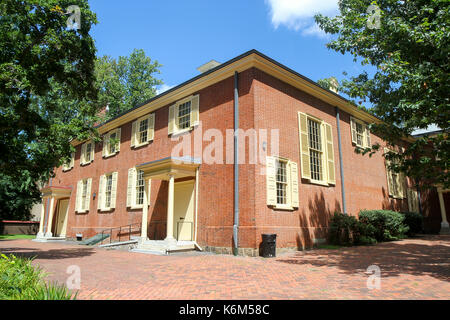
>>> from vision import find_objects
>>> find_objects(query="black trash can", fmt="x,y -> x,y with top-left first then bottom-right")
261,234 -> 277,258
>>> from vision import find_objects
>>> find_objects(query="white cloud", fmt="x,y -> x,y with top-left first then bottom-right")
266,0 -> 338,36
156,84 -> 174,95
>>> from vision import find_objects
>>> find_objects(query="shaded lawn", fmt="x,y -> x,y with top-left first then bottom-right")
0,235 -> 35,240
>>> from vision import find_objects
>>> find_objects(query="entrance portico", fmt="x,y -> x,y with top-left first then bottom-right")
437,186 -> 450,235
134,157 -> 200,254
35,186 -> 71,241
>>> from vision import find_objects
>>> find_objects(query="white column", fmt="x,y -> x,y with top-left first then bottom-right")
140,178 -> 149,242
165,173 -> 176,243
438,189 -> 450,234
36,198 -> 46,238
44,197 -> 55,238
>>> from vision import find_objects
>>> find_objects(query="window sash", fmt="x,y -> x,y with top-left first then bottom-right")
275,160 -> 288,205
139,119 -> 149,144
85,143 -> 92,162
356,122 -> 364,146
109,132 -> 116,154
136,170 -> 144,205
307,119 -> 323,181
81,180 -> 88,210
178,101 -> 191,130
105,174 -> 113,208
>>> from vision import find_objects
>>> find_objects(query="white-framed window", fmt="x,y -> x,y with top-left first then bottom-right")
350,116 -> 371,148
127,167 -> 151,208
384,148 -> 407,199
75,178 -> 92,213
102,128 -> 121,158
98,172 -> 118,211
168,94 -> 200,135
298,112 -> 336,186
80,140 -> 94,165
276,159 -> 288,205
266,156 -> 299,209
131,114 -> 154,148
62,152 -> 75,172
407,188 -> 420,213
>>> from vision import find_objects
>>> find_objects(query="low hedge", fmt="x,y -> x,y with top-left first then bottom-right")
358,210 -> 409,242
328,209 -> 415,246
328,212 -> 376,246
401,211 -> 423,236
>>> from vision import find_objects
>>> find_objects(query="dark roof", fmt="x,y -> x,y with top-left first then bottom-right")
98,49 -> 352,128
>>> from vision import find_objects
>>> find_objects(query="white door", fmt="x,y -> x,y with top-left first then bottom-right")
173,181 -> 195,241
56,199 -> 69,237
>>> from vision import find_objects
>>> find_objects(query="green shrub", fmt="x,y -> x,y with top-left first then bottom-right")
358,210 -> 409,242
401,211 -> 423,236
0,254 -> 77,300
328,212 -> 376,246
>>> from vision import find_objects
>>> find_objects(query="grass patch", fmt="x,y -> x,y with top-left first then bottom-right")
0,234 -> 35,240
0,254 -> 77,300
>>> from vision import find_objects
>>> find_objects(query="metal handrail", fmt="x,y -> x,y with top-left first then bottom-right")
100,223 -> 141,245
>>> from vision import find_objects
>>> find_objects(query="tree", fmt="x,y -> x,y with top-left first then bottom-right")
95,49 -> 163,120
315,0 -> 449,188
0,0 -> 100,219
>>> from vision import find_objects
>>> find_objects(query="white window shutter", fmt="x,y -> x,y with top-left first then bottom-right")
70,152 -> 75,169
81,143 -> 86,165
168,104 -> 176,135
75,180 -> 82,212
148,114 -> 155,142
365,125 -> 371,148
350,117 -> 357,144
90,142 -> 94,162
111,172 -> 118,209
127,168 -> 136,207
384,148 -> 394,197
131,120 -> 137,148
98,175 -> 105,210
116,128 -> 121,152
191,94 -> 200,127
266,156 -> 277,206
102,134 -> 107,157
85,178 -> 92,211
324,123 -> 336,185
298,112 -> 311,180
290,161 -> 299,208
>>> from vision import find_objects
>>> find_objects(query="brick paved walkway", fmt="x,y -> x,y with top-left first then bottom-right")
1,235 -> 449,299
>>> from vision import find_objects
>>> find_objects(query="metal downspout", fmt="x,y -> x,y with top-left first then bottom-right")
335,107 -> 347,214
233,71 -> 239,256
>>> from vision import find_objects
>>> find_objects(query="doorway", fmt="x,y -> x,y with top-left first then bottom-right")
55,199 -> 69,237
173,180 -> 195,241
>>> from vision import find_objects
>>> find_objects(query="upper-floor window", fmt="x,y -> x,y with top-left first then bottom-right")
298,112 -> 335,186
168,95 -> 200,135
384,148 -> 407,199
81,141 -> 94,165
102,128 -> 121,158
308,118 -> 323,182
75,178 -> 92,213
62,152 -> 75,172
131,114 -> 154,148
178,101 -> 191,130
350,116 -> 371,148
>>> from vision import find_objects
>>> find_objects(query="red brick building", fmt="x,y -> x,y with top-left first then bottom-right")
35,50 -> 446,255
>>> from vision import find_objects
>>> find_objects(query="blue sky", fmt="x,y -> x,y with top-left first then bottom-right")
89,0 -> 366,93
